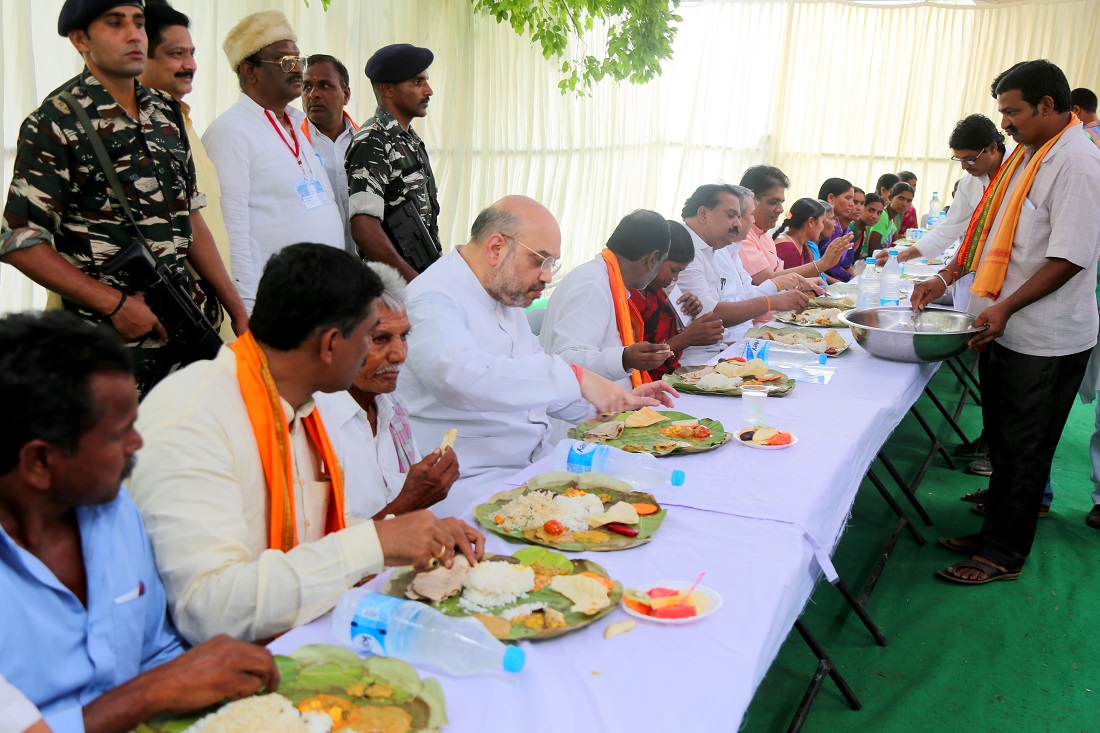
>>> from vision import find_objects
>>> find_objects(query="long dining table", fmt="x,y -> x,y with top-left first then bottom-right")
270,327 -> 942,731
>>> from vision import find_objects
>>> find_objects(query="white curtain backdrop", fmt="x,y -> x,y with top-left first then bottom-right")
2,0 -> 1096,312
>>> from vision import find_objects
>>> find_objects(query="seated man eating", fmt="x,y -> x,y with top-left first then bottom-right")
398,196 -> 677,517
628,221 -> 725,380
0,312 -> 278,733
130,244 -> 483,645
316,262 -> 460,519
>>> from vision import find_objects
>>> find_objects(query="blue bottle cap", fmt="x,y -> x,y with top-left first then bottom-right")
503,645 -> 526,673
670,470 -> 686,487
817,354 -> 827,365
888,249 -> 899,256
865,257 -> 875,264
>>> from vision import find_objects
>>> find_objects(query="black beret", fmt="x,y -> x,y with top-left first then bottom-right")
364,44 -> 433,84
58,0 -> 144,36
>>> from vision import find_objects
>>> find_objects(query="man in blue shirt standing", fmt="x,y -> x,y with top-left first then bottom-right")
0,310 -> 278,733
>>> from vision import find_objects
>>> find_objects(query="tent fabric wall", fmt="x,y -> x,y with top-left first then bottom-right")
2,0 -> 1095,312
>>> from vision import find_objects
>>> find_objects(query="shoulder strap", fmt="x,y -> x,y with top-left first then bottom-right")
58,91 -> 149,245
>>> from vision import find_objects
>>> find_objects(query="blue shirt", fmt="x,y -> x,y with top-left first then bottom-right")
0,489 -> 185,733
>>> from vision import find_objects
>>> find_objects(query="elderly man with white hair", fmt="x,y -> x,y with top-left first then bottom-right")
316,262 -> 459,520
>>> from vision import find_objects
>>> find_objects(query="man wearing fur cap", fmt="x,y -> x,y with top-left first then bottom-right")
202,10 -> 346,313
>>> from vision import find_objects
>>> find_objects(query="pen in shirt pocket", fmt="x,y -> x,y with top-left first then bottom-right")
113,580 -> 145,604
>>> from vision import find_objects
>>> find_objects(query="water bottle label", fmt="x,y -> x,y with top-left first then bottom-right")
349,593 -> 404,655
566,441 -> 597,472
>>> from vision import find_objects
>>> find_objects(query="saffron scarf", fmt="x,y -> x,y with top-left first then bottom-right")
230,331 -> 347,552
602,248 -> 650,388
956,115 -> 1080,300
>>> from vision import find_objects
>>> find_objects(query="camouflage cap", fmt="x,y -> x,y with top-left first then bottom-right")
58,0 -> 144,36
365,44 -> 433,83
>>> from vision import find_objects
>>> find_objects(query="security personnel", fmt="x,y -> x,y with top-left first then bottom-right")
346,43 -> 441,281
0,0 -> 241,396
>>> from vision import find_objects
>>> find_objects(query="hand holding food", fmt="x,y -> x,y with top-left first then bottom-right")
376,510 -> 459,570
769,288 -> 810,314
138,634 -> 279,714
623,341 -> 676,371
674,311 -> 725,347
440,517 -> 485,566
910,276 -> 947,311
397,447 -> 459,512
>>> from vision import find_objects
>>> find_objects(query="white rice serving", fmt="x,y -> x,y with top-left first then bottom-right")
457,560 -> 535,613
495,490 -> 603,531
183,694 -> 331,733
499,602 -> 548,620
696,373 -> 742,391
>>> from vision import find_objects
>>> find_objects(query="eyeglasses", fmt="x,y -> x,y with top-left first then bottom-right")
950,147 -> 990,166
501,233 -> 561,275
253,55 -> 307,73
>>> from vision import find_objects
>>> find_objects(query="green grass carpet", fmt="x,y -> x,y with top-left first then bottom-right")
742,365 -> 1100,733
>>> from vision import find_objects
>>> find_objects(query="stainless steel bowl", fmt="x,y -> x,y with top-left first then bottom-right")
838,306 -> 985,363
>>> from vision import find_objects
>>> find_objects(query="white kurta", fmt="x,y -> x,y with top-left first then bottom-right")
315,390 -> 418,520
129,347 -> 384,645
398,249 -> 591,517
303,116 -> 357,255
202,93 -> 345,312
913,171 -> 991,259
540,256 -> 632,388
675,222 -> 778,363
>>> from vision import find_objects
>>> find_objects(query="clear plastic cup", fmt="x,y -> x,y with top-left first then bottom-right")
742,386 -> 768,425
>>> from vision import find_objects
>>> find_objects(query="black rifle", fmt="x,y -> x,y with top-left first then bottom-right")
383,200 -> 441,273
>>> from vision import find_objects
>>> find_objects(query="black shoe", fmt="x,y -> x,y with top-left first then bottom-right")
954,436 -> 989,459
967,459 -> 993,477
1087,505 -> 1100,530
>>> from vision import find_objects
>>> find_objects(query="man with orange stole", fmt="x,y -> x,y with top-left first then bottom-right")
129,244 -> 483,644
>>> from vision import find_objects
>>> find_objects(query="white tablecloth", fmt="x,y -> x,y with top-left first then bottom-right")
271,329 -> 941,731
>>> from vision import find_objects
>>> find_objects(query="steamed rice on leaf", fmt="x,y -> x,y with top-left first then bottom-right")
183,694 -> 332,733
493,489 -> 604,532
456,560 -> 535,613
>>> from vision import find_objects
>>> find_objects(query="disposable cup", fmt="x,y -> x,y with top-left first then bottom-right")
741,386 -> 768,425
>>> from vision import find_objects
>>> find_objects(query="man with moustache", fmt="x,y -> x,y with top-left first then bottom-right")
675,184 -> 814,364
0,0 -> 240,396
202,10 -> 344,313
0,311 -> 278,733
913,60 -> 1100,584
316,262 -> 459,520
398,196 -> 677,517
300,54 -> 359,255
137,0 -> 245,340
346,44 -> 441,281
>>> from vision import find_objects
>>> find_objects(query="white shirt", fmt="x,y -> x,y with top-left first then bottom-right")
0,674 -> 41,733
202,93 -> 345,312
540,256 -> 632,387
315,390 -> 418,520
971,125 -> 1100,356
675,221 -> 778,363
398,249 -> 591,517
129,347 -> 384,644
304,116 -> 357,255
914,170 -> 991,259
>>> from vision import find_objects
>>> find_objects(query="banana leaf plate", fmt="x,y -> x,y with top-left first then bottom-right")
662,366 -> 796,397
474,471 -> 667,552
135,645 -> 446,733
385,551 -> 622,641
773,308 -> 847,327
744,325 -> 850,357
568,409 -> 729,456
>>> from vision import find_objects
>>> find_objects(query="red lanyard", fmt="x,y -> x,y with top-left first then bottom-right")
264,109 -> 306,174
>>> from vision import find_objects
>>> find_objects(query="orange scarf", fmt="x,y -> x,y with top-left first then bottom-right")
602,249 -> 650,388
299,112 -> 359,141
230,331 -> 346,552
966,115 -> 1079,300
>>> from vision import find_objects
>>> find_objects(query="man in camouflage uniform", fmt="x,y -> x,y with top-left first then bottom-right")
346,43 -> 441,282
0,0 -> 241,396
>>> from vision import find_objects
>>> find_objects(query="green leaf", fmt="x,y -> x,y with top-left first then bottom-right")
569,410 -> 731,455
290,644 -> 362,667
662,370 -> 797,398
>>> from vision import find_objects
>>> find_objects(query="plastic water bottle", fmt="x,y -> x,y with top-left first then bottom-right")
856,258 -> 880,309
879,249 -> 902,306
332,589 -> 525,676
743,339 -> 827,367
927,192 -> 943,222
552,439 -> 686,489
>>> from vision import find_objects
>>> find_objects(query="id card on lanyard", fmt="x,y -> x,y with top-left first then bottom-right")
266,110 -> 332,211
